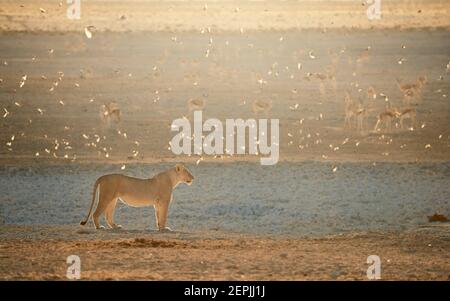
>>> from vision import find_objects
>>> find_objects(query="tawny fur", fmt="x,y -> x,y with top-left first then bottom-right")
80,164 -> 194,231
100,102 -> 121,124
396,108 -> 417,129
373,109 -> 397,133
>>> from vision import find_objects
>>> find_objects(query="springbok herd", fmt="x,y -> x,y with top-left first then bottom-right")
98,45 -> 444,141
344,76 -> 426,134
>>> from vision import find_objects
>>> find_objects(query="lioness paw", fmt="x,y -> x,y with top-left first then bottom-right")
160,227 -> 173,233
96,225 -> 105,230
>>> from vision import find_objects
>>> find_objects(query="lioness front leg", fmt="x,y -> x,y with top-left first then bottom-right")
156,202 -> 172,232
105,200 -> 122,229
154,205 -> 160,229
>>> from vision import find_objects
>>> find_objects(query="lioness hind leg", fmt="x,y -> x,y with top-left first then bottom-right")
105,199 -> 122,229
93,188 -> 115,229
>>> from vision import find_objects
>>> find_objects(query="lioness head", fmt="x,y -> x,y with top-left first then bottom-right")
175,164 -> 194,185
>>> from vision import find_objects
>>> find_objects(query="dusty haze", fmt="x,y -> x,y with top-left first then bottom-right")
0,0 -> 449,280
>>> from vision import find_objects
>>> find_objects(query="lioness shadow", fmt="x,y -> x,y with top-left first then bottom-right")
76,227 -> 188,235
110,228 -> 187,235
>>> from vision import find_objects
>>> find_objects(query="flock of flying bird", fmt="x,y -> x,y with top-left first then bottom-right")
1,5 -> 450,167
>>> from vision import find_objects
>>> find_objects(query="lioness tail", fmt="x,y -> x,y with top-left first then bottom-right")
80,178 -> 100,226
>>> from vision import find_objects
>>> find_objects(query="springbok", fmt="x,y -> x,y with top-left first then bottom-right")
344,92 -> 366,131
373,108 -> 397,133
397,76 -> 427,105
187,97 -> 206,114
100,101 -> 121,124
395,108 -> 417,130
252,99 -> 272,116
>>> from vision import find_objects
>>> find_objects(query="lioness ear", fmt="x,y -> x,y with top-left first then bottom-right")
175,164 -> 181,172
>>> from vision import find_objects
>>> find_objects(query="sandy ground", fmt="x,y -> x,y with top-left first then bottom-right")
0,161 -> 448,280
0,1 -> 449,280
0,224 -> 449,280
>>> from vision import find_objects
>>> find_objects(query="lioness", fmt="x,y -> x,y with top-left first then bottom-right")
80,164 -> 194,231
